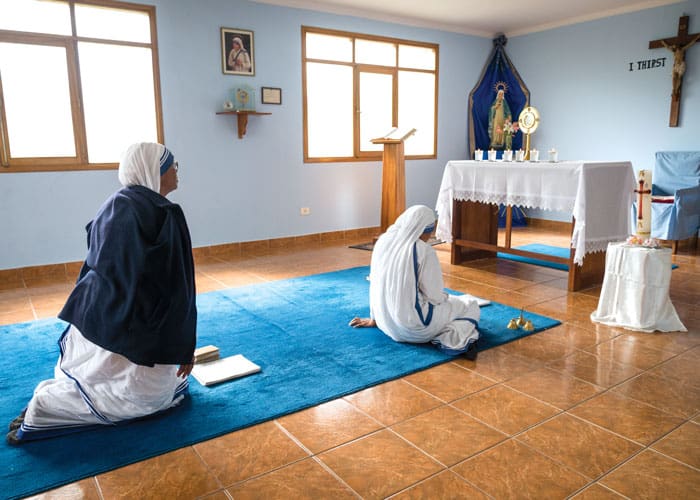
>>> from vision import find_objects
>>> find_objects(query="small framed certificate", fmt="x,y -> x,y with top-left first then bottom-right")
261,87 -> 282,105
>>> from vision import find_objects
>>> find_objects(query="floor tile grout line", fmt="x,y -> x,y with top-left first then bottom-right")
272,420 -> 364,499
308,454 -> 363,499
448,437 -> 592,498
92,476 -> 106,500
190,442 -> 228,492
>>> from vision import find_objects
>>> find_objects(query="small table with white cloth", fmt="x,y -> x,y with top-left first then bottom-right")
435,160 -> 637,291
590,242 -> 686,332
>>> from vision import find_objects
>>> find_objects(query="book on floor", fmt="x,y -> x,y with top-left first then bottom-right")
191,354 -> 261,386
193,345 -> 220,364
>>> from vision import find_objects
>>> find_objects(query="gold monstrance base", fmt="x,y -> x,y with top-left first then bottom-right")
524,133 -> 531,160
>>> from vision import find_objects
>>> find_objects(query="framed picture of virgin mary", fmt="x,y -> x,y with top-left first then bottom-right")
221,28 -> 255,76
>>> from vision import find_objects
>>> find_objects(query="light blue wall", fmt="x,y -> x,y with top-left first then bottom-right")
1,0 -> 699,269
0,0 -> 488,269
508,1 -> 700,220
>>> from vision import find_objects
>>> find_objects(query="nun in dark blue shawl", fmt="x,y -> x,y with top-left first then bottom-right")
8,142 -> 197,445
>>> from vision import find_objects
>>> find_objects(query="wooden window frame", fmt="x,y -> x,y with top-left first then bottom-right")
0,0 -> 164,173
302,26 -> 438,164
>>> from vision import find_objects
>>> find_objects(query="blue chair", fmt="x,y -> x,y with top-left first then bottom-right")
650,151 -> 700,253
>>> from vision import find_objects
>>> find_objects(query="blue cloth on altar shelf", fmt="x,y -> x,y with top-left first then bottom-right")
498,205 -> 527,228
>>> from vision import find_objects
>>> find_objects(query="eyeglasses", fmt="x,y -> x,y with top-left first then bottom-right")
173,161 -> 179,171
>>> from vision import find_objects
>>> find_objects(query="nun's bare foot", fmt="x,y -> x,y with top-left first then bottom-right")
8,409 -> 26,431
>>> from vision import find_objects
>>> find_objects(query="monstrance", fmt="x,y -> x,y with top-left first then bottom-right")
518,106 -> 540,159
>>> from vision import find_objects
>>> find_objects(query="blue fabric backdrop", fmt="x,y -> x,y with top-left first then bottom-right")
468,35 -> 530,156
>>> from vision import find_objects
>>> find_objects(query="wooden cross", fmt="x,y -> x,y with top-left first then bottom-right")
649,15 -> 700,127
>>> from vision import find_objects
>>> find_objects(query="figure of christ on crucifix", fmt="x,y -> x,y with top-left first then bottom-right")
649,15 -> 700,127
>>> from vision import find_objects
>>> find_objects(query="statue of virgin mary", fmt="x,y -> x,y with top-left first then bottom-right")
488,85 -> 512,148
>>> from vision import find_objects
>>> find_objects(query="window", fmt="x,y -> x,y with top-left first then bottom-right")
302,27 -> 438,162
0,0 -> 163,172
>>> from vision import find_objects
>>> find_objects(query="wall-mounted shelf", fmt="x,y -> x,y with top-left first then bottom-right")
216,110 -> 272,139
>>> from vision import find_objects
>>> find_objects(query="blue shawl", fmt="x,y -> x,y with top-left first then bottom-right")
59,185 -> 196,366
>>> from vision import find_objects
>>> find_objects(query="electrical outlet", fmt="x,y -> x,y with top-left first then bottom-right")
300,207 -> 311,216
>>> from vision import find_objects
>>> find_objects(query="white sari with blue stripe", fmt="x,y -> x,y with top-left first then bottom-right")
369,205 -> 480,353
17,325 -> 188,441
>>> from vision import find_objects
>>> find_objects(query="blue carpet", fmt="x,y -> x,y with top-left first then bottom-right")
0,266 -> 560,499
497,244 -> 570,271
497,244 -> 679,270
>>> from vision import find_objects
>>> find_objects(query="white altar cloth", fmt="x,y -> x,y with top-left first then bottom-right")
590,243 -> 686,332
435,160 -> 636,265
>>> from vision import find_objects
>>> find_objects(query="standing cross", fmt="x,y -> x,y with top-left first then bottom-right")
649,15 -> 700,127
634,176 -> 651,223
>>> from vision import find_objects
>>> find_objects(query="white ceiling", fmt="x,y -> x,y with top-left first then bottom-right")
254,0 -> 684,37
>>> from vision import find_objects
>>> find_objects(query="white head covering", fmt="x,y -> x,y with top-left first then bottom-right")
369,205 -> 436,331
118,142 -> 172,193
369,205 -> 480,350
380,205 -> 436,250
372,205 -> 436,279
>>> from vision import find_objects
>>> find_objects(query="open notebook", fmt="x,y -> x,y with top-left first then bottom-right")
191,354 -> 261,386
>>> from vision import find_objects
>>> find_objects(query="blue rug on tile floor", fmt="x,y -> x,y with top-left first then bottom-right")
0,266 -> 560,499
497,243 -> 678,271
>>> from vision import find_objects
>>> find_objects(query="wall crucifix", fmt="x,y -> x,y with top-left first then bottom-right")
649,15 -> 700,127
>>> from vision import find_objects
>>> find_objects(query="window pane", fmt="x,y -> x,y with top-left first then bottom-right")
0,0 -> 71,35
355,39 -> 396,66
75,4 -> 151,43
0,43 -> 75,158
359,72 -> 393,152
78,42 -> 157,163
399,71 -> 435,156
305,33 -> 353,62
399,44 -> 436,70
306,62 -> 353,157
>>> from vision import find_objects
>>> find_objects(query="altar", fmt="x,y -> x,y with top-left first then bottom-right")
435,160 -> 637,291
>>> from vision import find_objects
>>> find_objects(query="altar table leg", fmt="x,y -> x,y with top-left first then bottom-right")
567,249 -> 606,291
505,206 -> 513,248
450,200 -> 498,265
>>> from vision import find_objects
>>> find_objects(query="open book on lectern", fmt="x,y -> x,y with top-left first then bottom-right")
372,127 -> 417,142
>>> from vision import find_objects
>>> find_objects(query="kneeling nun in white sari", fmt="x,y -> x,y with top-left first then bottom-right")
350,205 -> 481,358
7,143 -> 196,445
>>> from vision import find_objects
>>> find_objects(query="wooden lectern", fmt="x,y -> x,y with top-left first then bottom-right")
370,128 -> 416,233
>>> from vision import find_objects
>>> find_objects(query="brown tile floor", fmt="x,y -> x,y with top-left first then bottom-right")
4,227 -> 699,499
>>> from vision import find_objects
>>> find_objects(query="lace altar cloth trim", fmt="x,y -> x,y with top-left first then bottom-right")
584,239 -> 615,254
449,190 -> 576,213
